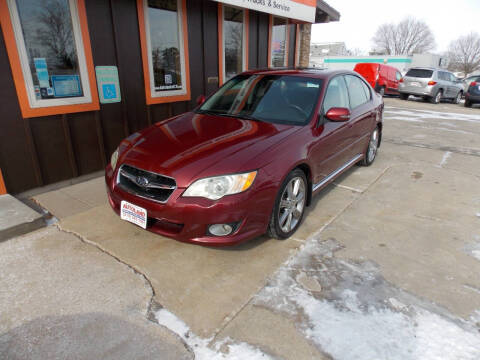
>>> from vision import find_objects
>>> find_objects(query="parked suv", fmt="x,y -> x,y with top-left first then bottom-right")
399,68 -> 463,104
464,77 -> 480,107
354,63 -> 402,96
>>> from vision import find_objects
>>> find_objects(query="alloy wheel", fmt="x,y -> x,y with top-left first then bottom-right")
278,177 -> 306,233
435,91 -> 442,103
455,92 -> 462,104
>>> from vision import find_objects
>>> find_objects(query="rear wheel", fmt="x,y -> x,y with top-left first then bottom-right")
268,169 -> 307,239
430,90 -> 442,104
399,93 -> 409,100
360,127 -> 380,166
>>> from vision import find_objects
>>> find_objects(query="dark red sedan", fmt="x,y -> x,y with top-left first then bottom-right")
105,69 -> 383,246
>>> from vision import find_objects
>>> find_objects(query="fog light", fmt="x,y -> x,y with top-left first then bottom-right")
209,224 -> 233,236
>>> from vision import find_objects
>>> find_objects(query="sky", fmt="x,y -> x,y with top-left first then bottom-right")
311,0 -> 480,54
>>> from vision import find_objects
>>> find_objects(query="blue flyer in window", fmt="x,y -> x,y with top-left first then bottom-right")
51,75 -> 82,97
34,58 -> 50,88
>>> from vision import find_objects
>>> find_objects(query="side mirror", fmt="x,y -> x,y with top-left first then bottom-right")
196,95 -> 206,106
325,107 -> 351,122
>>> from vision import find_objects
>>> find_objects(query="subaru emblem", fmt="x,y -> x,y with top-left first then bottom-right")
136,176 -> 149,187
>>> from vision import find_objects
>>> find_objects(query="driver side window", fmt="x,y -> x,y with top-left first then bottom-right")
322,76 -> 349,114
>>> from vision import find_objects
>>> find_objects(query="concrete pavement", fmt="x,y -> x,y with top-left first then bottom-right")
2,97 -> 480,359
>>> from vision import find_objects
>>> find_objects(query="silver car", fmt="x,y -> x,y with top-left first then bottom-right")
399,68 -> 464,104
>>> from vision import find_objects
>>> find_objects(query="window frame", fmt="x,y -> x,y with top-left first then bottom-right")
217,3 -> 249,86
0,0 -> 99,118
137,0 -> 191,105
268,15 -> 289,68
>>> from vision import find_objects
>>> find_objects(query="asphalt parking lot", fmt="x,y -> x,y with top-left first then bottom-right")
1,97 -> 480,359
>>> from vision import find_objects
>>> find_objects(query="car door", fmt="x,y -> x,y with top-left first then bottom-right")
309,75 -> 352,185
447,72 -> 460,96
439,71 -> 452,97
344,74 -> 375,159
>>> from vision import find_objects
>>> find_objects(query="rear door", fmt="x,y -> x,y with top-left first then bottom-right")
344,74 -> 375,158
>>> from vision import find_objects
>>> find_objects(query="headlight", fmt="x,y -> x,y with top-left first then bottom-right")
110,148 -> 119,170
183,171 -> 257,200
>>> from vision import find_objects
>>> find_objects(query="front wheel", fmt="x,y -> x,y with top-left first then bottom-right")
378,86 -> 385,97
465,99 -> 472,108
360,127 -> 380,166
268,169 -> 307,239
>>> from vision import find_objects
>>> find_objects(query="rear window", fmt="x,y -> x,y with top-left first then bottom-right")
405,69 -> 433,78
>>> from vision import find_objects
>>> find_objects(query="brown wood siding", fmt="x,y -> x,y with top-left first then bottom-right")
0,0 -> 275,194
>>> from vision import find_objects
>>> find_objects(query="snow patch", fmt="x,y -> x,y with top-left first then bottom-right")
155,309 -> 271,360
439,151 -> 452,167
255,237 -> 480,360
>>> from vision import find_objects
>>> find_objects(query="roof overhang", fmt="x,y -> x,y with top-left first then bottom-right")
315,0 -> 340,23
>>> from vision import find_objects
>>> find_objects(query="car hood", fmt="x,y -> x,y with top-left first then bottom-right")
119,112 -> 298,187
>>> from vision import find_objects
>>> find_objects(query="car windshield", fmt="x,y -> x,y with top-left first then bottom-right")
405,69 -> 433,78
197,74 -> 323,125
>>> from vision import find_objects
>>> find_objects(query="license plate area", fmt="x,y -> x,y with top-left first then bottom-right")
410,81 -> 421,87
121,200 -> 147,229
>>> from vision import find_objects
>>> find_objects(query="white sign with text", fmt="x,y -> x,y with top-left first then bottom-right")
215,0 -> 316,23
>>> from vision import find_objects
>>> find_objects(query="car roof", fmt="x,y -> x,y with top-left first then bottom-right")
243,68 -> 356,79
407,67 -> 443,71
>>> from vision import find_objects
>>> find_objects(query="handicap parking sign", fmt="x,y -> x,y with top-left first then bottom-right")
95,66 -> 121,104
102,84 -> 117,100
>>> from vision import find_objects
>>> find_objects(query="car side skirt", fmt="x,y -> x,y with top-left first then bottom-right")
312,154 -> 364,192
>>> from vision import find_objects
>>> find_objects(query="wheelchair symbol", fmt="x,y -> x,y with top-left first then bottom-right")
102,84 -> 117,100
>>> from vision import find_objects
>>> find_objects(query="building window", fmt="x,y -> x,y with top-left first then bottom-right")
218,4 -> 248,85
0,0 -> 98,117
269,16 -> 289,68
137,0 -> 190,104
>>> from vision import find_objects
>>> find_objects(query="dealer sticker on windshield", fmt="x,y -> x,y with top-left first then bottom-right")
120,201 -> 147,229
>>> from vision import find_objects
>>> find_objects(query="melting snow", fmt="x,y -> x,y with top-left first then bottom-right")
439,151 -> 452,167
254,238 -> 480,360
385,107 -> 480,123
155,309 -> 271,360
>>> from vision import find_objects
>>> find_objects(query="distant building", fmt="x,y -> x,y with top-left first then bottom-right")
310,42 -> 348,57
310,53 -> 449,74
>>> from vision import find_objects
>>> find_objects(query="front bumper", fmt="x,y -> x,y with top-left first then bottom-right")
105,165 -> 276,246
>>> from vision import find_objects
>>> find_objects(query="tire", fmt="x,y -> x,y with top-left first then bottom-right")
268,169 -> 307,239
454,91 -> 462,104
430,90 -> 442,104
360,127 -> 380,166
378,87 -> 385,97
465,99 -> 472,108
399,93 -> 409,100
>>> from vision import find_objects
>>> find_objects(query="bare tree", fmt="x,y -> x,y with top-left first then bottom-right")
447,33 -> 480,76
372,17 -> 436,55
36,0 -> 77,69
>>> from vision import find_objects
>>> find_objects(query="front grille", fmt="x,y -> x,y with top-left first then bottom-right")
117,164 -> 176,203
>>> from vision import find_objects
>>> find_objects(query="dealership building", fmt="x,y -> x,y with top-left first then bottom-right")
0,0 -> 339,194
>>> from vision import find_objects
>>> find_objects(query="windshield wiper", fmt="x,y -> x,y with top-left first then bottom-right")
196,110 -> 261,122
